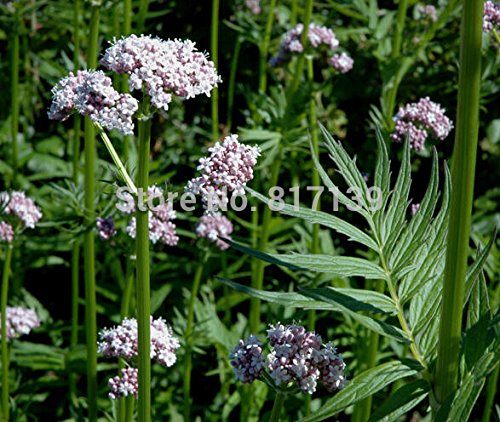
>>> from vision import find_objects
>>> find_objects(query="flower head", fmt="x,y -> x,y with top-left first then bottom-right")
484,1 -> 500,33
328,53 -> 354,73
229,335 -> 265,384
417,5 -> 438,22
230,323 -> 346,394
0,221 -> 14,243
196,212 -> 233,250
0,307 -> 40,340
100,35 -> 221,111
98,316 -> 180,366
186,134 -> 260,210
390,97 -> 453,150
123,186 -> 179,246
0,191 -> 42,229
96,217 -> 117,240
48,70 -> 138,135
245,0 -> 261,14
108,368 -> 139,400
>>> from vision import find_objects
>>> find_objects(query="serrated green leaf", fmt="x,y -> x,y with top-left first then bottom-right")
374,127 -> 391,200
299,362 -> 420,422
367,379 -> 430,422
269,253 -> 387,280
247,187 -> 379,252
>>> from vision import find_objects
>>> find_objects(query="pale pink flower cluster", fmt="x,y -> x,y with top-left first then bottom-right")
0,221 -> 14,243
229,335 -> 266,384
0,191 -> 42,229
411,203 -> 421,216
108,368 -> 138,400
417,4 -> 438,22
484,1 -> 500,32
196,212 -> 234,250
100,35 -> 221,111
245,0 -> 261,14
48,70 -> 138,135
328,53 -> 354,74
391,97 -> 453,150
0,306 -> 40,340
96,217 -> 117,240
230,323 -> 346,394
270,23 -> 353,72
124,186 -> 179,246
186,134 -> 260,210
98,316 -> 180,367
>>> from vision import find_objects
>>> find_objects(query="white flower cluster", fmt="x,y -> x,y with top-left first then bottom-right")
195,212 -> 233,250
0,307 -> 40,340
100,35 -> 221,111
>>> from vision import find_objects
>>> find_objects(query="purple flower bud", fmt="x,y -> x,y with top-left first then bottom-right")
245,0 -> 261,14
484,1 -> 500,33
229,335 -> 265,384
328,53 -> 354,73
96,217 -> 117,240
0,221 -> 14,243
0,191 -> 42,229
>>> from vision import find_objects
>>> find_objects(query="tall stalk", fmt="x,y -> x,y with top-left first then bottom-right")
435,0 -> 483,404
10,7 -> 20,188
269,392 -> 285,422
1,246 -> 13,421
84,6 -> 100,421
136,97 -> 152,422
226,37 -> 242,132
183,252 -> 208,421
211,0 -> 220,141
122,0 -> 133,166
137,0 -> 149,31
258,0 -> 277,93
69,0 -> 82,404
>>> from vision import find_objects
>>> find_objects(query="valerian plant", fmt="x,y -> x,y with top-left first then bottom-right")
221,125 -> 498,421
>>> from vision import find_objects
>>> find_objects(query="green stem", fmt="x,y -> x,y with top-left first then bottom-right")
10,9 -> 20,188
492,28 -> 500,46
249,148 -> 282,333
269,392 -> 285,422
137,0 -> 149,31
226,37 -> 242,132
391,0 -> 408,60
1,246 -> 13,421
482,364 -> 499,422
69,0 -> 81,405
290,0 -> 298,26
211,0 -> 220,141
183,253 -> 208,421
136,97 -> 152,422
287,0 -> 313,101
84,6 -> 100,422
258,0 -> 277,93
124,396 -> 134,422
435,0 -> 483,404
95,123 -> 137,194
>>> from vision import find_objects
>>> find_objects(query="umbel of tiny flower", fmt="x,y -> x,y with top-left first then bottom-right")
0,191 -> 43,243
121,186 -> 179,246
108,367 -> 139,400
270,23 -> 353,74
483,1 -> 500,33
390,97 -> 453,151
196,212 -> 234,250
0,306 -> 40,340
185,134 -> 261,211
416,4 -> 438,22
48,70 -> 139,135
98,316 -> 180,367
229,323 -> 346,394
100,34 -> 221,111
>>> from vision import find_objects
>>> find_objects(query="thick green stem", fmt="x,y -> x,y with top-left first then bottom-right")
84,6 -> 100,421
482,364 -> 499,422
249,149 -> 282,333
290,0 -> 298,26
10,9 -> 20,188
136,98 -> 152,422
69,0 -> 81,404
137,0 -> 149,31
391,0 -> 408,60
183,254 -> 208,421
269,392 -> 285,422
226,37 -> 242,132
287,0 -> 313,100
435,0 -> 483,404
211,0 -> 220,141
258,0 -> 277,93
1,246 -> 13,421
